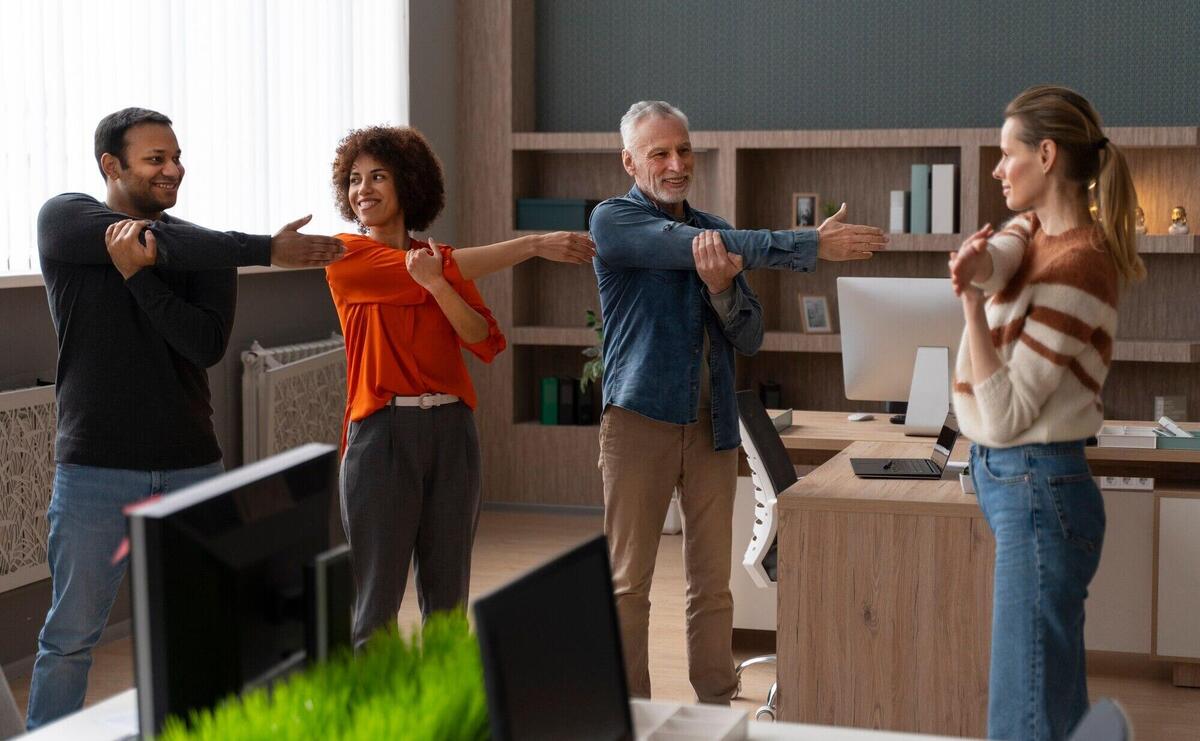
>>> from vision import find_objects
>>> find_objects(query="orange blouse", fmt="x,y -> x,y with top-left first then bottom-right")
326,234 -> 506,444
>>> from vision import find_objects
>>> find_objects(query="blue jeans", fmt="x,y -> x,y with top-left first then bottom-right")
26,460 -> 223,730
970,442 -> 1104,741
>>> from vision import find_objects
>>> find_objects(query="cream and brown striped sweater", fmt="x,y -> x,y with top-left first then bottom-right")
952,213 -> 1120,448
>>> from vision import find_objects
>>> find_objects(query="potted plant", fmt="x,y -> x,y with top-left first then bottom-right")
161,612 -> 488,740
580,309 -> 603,393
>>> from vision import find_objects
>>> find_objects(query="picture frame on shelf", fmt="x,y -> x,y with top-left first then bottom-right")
799,295 -> 832,333
792,192 -> 819,229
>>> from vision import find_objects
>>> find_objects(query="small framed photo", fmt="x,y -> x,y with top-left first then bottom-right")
799,294 -> 832,333
792,192 -> 819,229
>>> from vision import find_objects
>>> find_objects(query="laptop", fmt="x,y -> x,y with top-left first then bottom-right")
850,414 -> 960,479
473,534 -> 633,741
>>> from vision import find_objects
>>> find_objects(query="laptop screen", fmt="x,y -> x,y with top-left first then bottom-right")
931,414 -> 960,469
473,535 -> 633,741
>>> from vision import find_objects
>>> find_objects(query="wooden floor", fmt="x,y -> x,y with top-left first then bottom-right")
9,509 -> 1200,737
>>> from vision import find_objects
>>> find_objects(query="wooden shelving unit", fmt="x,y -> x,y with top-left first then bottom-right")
459,0 -> 1200,507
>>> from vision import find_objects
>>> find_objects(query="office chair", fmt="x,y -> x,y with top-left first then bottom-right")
1067,698 -> 1132,741
733,391 -> 798,722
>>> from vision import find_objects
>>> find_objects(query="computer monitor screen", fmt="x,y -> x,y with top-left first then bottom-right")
473,534 -> 633,741
127,443 -> 344,734
838,276 -> 965,404
931,413 -> 960,469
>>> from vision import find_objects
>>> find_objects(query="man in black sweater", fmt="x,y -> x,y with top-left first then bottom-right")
26,107 -> 344,729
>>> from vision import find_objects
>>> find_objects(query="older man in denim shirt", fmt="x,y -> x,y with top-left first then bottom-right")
590,101 -> 887,703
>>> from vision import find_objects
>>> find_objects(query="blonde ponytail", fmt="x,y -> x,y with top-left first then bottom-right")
1095,142 -> 1146,283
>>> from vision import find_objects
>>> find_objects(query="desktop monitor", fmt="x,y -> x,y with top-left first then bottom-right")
127,443 -> 350,734
838,277 -> 965,435
473,534 -> 633,741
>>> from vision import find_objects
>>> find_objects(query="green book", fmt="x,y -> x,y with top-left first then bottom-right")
540,377 -> 559,425
910,164 -> 931,234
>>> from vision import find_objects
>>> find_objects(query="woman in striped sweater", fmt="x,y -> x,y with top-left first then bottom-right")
949,85 -> 1146,741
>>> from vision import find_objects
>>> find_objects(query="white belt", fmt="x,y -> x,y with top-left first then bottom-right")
389,393 -> 460,409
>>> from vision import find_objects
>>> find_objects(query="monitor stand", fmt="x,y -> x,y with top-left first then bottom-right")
904,346 -> 949,436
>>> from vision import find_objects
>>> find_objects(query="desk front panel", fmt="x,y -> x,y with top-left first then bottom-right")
775,441 -> 993,736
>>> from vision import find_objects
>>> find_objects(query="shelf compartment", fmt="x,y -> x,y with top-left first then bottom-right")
511,345 -> 601,424
735,147 -> 962,235
511,259 -> 599,327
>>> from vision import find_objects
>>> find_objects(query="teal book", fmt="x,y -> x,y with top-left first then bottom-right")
910,164 -> 931,234
540,377 -> 559,425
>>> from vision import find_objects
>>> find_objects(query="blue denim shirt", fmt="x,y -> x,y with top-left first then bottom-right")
590,185 -> 819,450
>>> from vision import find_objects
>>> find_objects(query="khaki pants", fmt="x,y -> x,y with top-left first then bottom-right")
599,405 -> 738,703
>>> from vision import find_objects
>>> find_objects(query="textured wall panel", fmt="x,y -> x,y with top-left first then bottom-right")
536,1 -> 1200,131
0,386 -> 55,592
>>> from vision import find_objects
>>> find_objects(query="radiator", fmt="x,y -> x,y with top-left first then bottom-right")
241,335 -> 346,464
0,384 -> 55,592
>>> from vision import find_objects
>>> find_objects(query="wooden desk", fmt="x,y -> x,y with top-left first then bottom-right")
772,411 -> 1200,480
775,441 -> 991,737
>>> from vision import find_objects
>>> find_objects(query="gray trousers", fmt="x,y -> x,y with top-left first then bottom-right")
339,401 -> 482,648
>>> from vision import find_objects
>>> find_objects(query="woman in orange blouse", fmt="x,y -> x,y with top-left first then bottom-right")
327,126 -> 592,646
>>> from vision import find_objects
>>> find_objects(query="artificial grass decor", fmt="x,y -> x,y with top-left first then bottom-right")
161,611 -> 489,740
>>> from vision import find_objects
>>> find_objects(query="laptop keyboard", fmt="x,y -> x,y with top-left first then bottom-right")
884,459 -> 934,475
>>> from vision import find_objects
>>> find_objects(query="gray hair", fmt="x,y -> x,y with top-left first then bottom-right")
619,101 -> 690,150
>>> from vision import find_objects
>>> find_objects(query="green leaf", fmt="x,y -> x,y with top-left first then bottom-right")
159,612 -> 488,741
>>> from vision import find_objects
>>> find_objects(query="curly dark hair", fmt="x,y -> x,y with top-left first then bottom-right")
331,126 -> 445,233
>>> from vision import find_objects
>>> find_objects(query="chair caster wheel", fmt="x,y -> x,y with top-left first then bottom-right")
755,707 -> 775,722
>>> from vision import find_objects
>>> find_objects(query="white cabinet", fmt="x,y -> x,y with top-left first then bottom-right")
1085,489 -> 1154,654
1155,494 -> 1200,659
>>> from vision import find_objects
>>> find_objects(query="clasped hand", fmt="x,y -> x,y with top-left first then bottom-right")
105,219 -> 156,279
407,239 -> 447,290
948,224 -> 993,304
692,230 -> 743,294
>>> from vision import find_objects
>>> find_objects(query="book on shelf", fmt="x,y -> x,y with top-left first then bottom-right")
539,376 -> 595,425
557,376 -> 577,425
540,377 -> 559,425
889,190 -> 909,233
1096,425 -> 1157,448
930,164 -> 957,234
909,165 -> 931,234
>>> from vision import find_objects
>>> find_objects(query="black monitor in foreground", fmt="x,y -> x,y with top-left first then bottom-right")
473,534 -> 633,741
128,443 -> 350,734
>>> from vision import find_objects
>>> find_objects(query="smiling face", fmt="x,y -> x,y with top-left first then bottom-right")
621,114 -> 693,216
106,123 -> 184,218
993,117 -> 1048,212
347,153 -> 403,231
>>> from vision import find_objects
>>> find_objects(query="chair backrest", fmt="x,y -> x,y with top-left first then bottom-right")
736,391 -> 798,497
736,391 -> 798,589
1067,698 -> 1130,741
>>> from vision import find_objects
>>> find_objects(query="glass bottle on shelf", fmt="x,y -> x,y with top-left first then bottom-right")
1135,206 -> 1147,234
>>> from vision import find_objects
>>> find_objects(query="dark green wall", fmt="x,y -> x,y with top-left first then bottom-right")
537,0 -> 1200,131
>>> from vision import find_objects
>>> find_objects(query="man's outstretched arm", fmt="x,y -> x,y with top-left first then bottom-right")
38,194 -> 343,270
